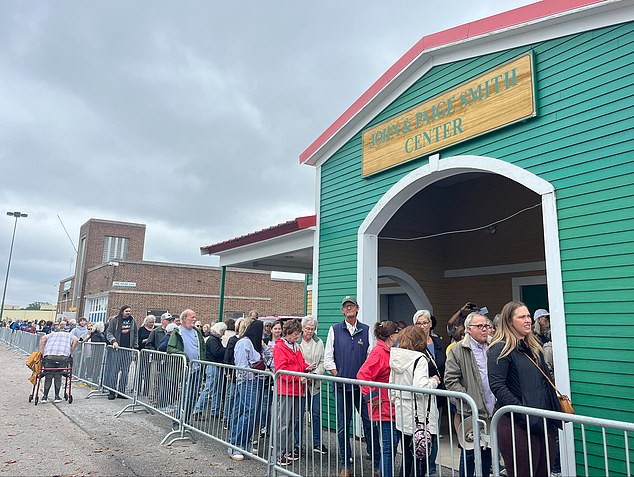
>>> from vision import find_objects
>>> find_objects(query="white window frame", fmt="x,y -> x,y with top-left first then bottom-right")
102,236 -> 129,263
85,295 -> 109,323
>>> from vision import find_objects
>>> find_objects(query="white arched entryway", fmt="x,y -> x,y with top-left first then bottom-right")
377,266 -> 433,312
356,153 -> 574,472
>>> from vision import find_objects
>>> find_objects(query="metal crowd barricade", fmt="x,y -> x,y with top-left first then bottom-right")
73,341 -> 107,389
134,349 -> 187,426
271,370 -> 484,477
490,405 -> 634,477
177,359 -> 275,461
0,329 -> 41,354
101,345 -> 142,406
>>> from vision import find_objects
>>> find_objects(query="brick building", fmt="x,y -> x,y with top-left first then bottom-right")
57,219 -> 305,324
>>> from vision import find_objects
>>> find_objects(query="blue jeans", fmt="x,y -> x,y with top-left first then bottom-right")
178,367 -> 201,423
260,379 -> 273,429
294,392 -> 323,448
193,365 -> 222,415
335,383 -> 373,469
378,421 -> 400,477
459,448 -> 492,477
224,380 -> 236,421
231,379 -> 261,452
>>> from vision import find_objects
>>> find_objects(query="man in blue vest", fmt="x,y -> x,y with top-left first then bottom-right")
324,296 -> 373,477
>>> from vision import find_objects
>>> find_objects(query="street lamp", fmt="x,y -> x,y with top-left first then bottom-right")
0,211 -> 28,323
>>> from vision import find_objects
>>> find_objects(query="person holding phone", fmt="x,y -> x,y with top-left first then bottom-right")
447,302 -> 478,340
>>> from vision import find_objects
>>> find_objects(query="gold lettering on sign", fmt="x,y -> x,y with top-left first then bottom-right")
362,53 -> 536,176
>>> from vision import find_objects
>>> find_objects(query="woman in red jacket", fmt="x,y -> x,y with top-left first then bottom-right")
273,319 -> 316,466
357,320 -> 400,477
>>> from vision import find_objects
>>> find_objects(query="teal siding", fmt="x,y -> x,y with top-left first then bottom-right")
317,21 -> 634,474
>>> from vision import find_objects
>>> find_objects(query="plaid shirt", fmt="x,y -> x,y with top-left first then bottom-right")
43,331 -> 77,357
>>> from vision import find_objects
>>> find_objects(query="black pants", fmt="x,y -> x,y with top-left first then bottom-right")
42,355 -> 70,398
401,433 -> 436,477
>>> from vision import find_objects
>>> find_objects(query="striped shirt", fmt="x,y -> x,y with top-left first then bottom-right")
43,331 -> 77,356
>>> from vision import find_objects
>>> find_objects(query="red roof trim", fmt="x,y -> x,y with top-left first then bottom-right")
200,215 -> 316,255
299,0 -> 607,164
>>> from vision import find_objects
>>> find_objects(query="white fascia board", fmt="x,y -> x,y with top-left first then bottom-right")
216,227 -> 315,268
311,167 -> 321,317
307,0 -> 632,170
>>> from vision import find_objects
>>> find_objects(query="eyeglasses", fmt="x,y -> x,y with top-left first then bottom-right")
468,323 -> 492,330
416,321 -> 431,326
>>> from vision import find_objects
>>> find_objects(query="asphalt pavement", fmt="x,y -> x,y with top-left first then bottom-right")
0,344 -> 267,477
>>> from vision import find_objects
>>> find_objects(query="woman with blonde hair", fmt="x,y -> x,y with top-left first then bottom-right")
487,301 -> 561,477
390,325 -> 441,477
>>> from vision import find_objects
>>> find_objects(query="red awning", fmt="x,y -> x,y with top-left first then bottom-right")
200,215 -> 316,255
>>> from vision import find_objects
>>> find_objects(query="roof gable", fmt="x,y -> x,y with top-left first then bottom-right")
300,0 -> 620,167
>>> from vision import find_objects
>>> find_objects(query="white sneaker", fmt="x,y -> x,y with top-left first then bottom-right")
54,396 -> 63,403
229,452 -> 244,461
40,396 -> 49,403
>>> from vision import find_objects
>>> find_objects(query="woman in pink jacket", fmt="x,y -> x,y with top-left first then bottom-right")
357,320 -> 400,477
273,319 -> 316,466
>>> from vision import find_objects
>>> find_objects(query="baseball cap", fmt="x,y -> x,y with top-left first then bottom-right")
165,323 -> 178,333
161,312 -> 174,321
534,309 -> 550,321
341,296 -> 358,307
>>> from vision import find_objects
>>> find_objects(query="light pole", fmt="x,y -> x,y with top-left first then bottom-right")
0,211 -> 28,323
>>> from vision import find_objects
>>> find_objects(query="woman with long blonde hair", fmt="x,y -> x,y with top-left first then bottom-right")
487,301 -> 561,477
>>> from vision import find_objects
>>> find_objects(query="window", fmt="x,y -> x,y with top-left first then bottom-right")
85,296 -> 109,323
102,236 -> 129,263
224,312 -> 245,320
147,309 -> 169,324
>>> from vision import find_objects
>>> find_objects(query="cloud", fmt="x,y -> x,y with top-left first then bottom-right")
0,0 -> 533,307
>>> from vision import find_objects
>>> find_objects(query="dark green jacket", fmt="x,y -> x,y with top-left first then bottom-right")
167,327 -> 205,362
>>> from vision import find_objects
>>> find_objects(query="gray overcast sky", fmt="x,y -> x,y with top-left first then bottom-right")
0,0 -> 534,307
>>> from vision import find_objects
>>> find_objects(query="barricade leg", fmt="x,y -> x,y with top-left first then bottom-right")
116,350 -> 151,417
161,365 -> 197,446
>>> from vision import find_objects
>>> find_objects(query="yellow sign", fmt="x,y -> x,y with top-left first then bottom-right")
362,53 -> 536,176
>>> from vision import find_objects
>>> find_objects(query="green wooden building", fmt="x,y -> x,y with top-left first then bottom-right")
202,0 -> 633,474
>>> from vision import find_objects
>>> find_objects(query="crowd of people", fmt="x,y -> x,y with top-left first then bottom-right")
3,297 -> 560,477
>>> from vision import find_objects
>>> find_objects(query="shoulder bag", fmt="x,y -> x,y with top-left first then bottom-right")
412,356 -> 433,458
522,352 -> 574,414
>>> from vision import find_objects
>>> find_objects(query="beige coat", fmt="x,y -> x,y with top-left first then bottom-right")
444,334 -> 493,419
389,347 -> 439,435
299,336 -> 325,395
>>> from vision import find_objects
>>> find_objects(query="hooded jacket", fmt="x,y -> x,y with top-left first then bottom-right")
389,347 -> 439,435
